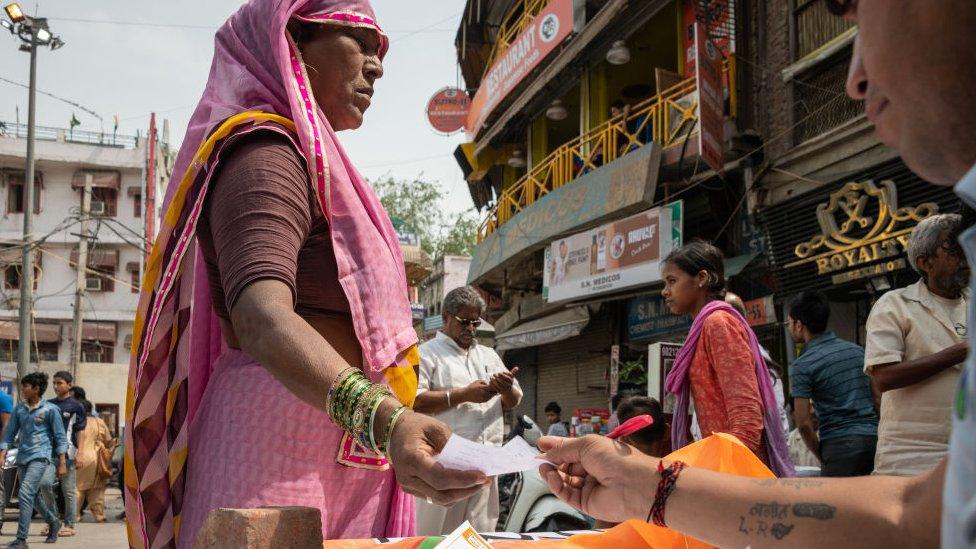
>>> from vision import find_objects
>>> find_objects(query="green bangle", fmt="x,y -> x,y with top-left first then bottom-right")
380,405 -> 408,457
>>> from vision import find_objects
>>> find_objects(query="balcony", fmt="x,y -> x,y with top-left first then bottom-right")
478,56 -> 736,241
0,121 -> 139,149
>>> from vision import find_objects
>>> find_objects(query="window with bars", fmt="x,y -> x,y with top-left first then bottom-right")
4,171 -> 42,214
792,49 -> 863,144
4,265 -> 40,291
81,340 -> 114,363
89,188 -> 118,217
0,340 -> 58,362
86,267 -> 116,293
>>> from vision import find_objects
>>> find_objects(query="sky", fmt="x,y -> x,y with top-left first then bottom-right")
0,0 -> 473,216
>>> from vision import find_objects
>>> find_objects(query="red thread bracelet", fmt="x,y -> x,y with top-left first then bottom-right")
647,460 -> 687,527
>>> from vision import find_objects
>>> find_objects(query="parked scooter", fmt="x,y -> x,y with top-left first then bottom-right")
497,416 -> 589,533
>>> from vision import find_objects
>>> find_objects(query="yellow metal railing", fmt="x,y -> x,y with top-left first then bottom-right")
477,57 -> 736,241
482,0 -> 549,81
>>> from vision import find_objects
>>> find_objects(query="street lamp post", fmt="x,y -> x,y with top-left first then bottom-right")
2,3 -> 63,392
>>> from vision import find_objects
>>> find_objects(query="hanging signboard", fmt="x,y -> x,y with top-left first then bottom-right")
543,202 -> 683,303
694,22 -> 725,175
426,87 -> 471,134
465,0 -> 576,137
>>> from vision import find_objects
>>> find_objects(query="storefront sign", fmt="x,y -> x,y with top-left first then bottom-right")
785,180 -> 938,285
627,294 -> 692,341
426,87 -> 471,134
466,0 -> 576,137
742,295 -> 776,327
469,143 -> 662,284
542,203 -> 682,302
609,344 -> 620,397
694,22 -> 725,175
422,315 -> 444,333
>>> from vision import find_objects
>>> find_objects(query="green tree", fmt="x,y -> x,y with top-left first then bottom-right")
370,174 -> 479,260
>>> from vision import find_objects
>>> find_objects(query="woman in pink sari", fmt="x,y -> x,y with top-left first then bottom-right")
123,2 -> 489,547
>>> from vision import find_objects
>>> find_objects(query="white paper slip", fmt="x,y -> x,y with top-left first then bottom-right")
435,520 -> 492,548
435,435 -> 551,477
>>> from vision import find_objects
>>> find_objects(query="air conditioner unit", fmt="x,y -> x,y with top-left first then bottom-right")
89,201 -> 107,215
82,351 -> 102,363
85,277 -> 103,291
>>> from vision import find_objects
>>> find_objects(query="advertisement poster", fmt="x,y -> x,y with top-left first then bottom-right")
543,202 -> 682,302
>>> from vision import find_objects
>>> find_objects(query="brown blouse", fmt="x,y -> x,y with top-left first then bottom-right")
196,130 -> 351,320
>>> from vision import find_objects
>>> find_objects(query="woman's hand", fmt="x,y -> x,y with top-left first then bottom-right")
537,435 -> 661,523
380,400 -> 490,505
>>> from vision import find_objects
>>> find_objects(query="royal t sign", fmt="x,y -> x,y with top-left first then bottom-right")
785,180 -> 938,285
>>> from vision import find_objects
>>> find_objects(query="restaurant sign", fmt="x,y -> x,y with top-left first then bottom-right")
465,0 -> 577,137
785,180 -> 938,285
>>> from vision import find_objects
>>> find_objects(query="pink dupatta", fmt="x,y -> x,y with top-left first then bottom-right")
665,300 -> 795,477
123,1 -> 419,547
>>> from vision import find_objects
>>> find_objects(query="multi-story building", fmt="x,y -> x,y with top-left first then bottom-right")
0,120 -> 169,434
742,1 -> 957,354
453,0 -> 750,424
418,255 -> 472,337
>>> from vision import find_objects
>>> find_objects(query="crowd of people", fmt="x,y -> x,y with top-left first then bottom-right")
0,371 -> 116,547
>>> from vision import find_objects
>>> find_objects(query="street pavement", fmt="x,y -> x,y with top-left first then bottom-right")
0,488 -> 128,548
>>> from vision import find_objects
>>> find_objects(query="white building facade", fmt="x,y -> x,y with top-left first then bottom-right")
0,122 -> 167,435
418,255 -> 472,337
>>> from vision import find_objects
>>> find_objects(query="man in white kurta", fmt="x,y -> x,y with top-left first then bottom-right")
414,286 -> 522,535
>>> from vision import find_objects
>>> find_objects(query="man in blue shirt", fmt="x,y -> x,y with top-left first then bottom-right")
0,372 -> 67,547
788,290 -> 878,476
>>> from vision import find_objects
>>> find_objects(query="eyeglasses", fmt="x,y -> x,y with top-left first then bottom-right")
452,315 -> 482,328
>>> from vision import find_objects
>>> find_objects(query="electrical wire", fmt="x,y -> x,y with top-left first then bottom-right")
0,77 -> 103,122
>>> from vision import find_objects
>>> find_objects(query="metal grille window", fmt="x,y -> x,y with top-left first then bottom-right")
793,0 -> 854,59
792,50 -> 862,144
0,340 -> 58,362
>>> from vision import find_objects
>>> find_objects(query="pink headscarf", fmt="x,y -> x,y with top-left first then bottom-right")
124,1 -> 418,546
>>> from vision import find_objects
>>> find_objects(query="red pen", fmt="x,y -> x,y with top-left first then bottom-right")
606,414 -> 654,440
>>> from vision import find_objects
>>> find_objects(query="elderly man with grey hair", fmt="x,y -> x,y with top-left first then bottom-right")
864,213 -> 969,476
413,286 -> 522,535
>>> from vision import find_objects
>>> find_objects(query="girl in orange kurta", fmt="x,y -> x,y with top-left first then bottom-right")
661,241 -> 793,475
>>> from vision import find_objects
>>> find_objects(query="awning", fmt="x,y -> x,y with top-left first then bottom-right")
495,306 -> 590,352
401,245 -> 433,285
125,261 -> 140,272
724,252 -> 760,278
0,321 -> 61,342
71,170 -> 120,190
70,249 -> 119,269
126,186 -> 142,197
81,322 -> 116,342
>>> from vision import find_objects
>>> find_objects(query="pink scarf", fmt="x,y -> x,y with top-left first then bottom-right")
665,300 -> 794,477
123,2 -> 418,547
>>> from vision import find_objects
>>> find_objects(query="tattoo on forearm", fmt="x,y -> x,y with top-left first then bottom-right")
738,516 -> 795,541
751,478 -> 825,490
750,501 -> 789,519
792,503 -> 836,520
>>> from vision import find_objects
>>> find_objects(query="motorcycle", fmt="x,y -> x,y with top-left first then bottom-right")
496,416 -> 590,533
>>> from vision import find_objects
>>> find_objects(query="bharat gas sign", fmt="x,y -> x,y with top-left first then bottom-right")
466,0 -> 576,137
785,179 -> 938,285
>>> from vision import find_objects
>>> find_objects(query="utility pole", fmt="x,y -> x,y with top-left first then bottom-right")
15,23 -> 38,386
2,4 -> 64,396
70,174 -> 93,377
